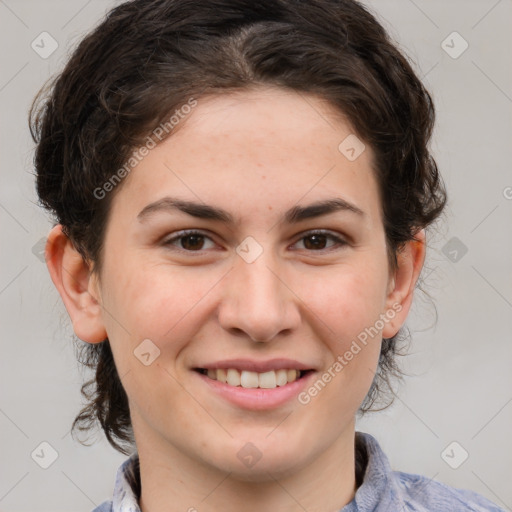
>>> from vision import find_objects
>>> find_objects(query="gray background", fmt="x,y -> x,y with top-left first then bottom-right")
1,0 -> 511,510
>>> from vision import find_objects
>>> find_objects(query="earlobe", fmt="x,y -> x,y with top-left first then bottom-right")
382,230 -> 426,338
45,224 -> 107,344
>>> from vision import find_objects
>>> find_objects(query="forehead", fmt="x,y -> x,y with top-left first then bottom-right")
110,87 -> 381,225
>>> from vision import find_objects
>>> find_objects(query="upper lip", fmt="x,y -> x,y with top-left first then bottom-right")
194,358 -> 316,373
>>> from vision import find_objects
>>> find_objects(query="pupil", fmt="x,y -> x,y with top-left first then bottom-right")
182,235 -> 204,250
304,234 -> 326,250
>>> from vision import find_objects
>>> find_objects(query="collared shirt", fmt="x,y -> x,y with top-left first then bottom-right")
92,432 -> 505,511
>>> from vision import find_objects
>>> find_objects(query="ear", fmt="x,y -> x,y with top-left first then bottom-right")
45,224 -> 107,344
382,229 -> 426,338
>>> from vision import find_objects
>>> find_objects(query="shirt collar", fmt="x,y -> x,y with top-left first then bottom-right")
341,432 -> 406,511
112,452 -> 141,511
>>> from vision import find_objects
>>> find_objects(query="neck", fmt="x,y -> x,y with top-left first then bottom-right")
135,420 -> 357,512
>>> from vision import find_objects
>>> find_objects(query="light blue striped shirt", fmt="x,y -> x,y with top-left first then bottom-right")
93,432 -> 505,511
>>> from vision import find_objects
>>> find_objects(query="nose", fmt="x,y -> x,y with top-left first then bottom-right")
217,251 -> 301,343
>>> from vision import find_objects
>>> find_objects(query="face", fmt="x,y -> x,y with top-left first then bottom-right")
87,87 -> 407,479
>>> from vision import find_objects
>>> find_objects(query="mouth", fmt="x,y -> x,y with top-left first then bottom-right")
194,368 -> 314,389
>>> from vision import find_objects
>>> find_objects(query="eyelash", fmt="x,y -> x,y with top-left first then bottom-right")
162,229 -> 348,254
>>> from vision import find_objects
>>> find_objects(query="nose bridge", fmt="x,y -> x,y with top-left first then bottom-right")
218,247 -> 299,342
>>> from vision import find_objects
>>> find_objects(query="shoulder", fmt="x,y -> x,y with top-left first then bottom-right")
91,501 -> 113,512
353,432 -> 505,512
393,470 -> 506,511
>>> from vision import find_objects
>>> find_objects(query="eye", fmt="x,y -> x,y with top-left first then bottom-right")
292,230 -> 347,251
163,230 -> 216,251
162,229 -> 347,254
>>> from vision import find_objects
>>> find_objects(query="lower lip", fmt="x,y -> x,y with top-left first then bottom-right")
194,371 -> 316,410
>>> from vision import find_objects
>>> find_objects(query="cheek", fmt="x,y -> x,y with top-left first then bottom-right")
100,257 -> 222,362
298,262 -> 388,398
303,262 -> 389,338
98,260 -> 217,418
299,274 -> 384,423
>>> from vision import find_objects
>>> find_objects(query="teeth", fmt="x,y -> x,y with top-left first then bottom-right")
287,369 -> 297,382
226,368 -> 241,387
240,370 -> 259,388
204,368 -> 303,388
217,368 -> 228,383
258,371 -> 276,389
275,369 -> 288,386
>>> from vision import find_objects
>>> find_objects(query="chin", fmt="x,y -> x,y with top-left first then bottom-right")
224,457 -> 303,483
204,438 -> 311,482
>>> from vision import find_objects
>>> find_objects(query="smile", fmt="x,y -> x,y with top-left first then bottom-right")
196,368 -> 311,389
193,367 -> 316,410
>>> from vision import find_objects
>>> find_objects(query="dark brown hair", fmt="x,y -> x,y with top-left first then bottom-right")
30,0 -> 446,454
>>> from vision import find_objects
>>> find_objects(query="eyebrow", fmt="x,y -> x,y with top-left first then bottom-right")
137,196 -> 364,224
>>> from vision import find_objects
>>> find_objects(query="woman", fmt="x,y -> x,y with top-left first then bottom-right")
30,0 -> 504,510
